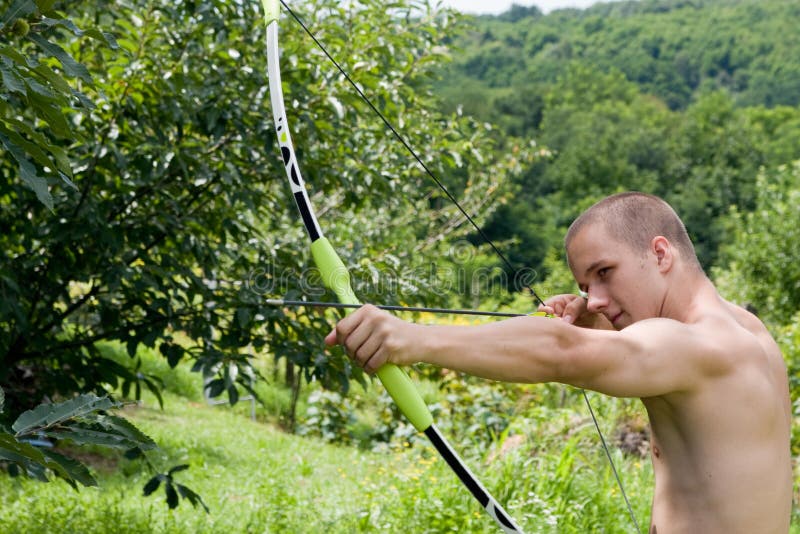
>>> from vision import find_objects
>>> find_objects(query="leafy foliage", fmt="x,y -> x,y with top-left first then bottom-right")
713,162 -> 800,324
434,1 -> 800,274
440,0 -> 800,114
0,386 -> 654,533
0,0 -> 117,209
0,385 -> 207,513
0,0 -> 529,427
0,390 -> 154,489
142,464 -> 209,513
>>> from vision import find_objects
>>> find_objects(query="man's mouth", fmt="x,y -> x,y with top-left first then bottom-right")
610,312 -> 623,326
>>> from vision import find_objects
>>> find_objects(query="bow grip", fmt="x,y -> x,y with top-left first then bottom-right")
310,237 -> 434,432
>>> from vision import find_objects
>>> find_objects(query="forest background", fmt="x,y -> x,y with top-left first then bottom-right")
0,0 -> 798,531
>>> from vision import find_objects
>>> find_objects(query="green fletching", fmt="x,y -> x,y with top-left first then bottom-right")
260,0 -> 280,26
309,238 -> 433,431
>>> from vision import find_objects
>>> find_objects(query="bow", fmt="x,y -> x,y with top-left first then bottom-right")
260,1 -> 523,531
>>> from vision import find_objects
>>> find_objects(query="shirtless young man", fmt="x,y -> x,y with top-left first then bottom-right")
325,192 -> 793,533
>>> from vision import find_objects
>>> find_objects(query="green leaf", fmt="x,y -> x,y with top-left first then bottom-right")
0,58 -> 26,94
84,28 -> 119,50
0,45 -> 28,66
44,415 -> 157,451
95,414 -> 157,450
160,342 -> 184,369
70,86 -> 94,109
0,120 -> 57,172
176,483 -> 210,513
59,171 -> 77,190
0,386 -> 4,414
12,394 -> 117,435
26,91 -> 72,137
0,433 -> 71,483
31,63 -> 72,93
205,378 -> 225,398
142,475 -> 161,496
227,384 -> 239,406
38,17 -> 84,36
1,0 -> 35,26
165,481 -> 179,509
28,33 -> 92,84
142,378 -> 164,409
167,464 -> 189,476
0,434 -> 42,464
44,427 -> 136,449
33,0 -> 57,13
40,449 -> 97,487
0,132 -> 53,210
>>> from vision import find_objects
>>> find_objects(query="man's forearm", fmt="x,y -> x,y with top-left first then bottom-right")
415,316 -> 578,383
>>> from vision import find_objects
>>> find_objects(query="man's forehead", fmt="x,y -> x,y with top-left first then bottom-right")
567,224 -> 611,256
566,225 -> 622,272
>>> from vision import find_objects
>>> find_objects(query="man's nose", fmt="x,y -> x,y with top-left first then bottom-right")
585,290 -> 608,313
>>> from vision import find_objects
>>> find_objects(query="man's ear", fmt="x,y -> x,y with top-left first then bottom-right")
651,236 -> 673,273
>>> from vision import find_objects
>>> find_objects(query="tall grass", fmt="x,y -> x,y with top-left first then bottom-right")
0,395 -> 654,532
0,344 -> 796,532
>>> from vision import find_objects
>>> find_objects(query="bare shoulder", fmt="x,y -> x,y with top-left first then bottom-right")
566,312 -> 749,397
624,313 -> 744,358
722,300 -> 777,345
721,300 -> 788,378
620,308 -> 764,379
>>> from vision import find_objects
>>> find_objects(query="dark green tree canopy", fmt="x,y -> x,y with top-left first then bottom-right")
1,0 -> 527,418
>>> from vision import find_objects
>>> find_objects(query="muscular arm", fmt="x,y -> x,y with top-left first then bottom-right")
408,314 -> 731,398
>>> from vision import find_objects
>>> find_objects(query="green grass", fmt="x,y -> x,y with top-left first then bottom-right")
0,346 -> 796,532
0,389 -> 656,533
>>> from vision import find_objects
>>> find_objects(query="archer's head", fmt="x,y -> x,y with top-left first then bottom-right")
565,192 -> 704,329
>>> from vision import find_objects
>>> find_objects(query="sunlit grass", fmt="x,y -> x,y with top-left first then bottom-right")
0,386 -> 657,533
0,344 -> 795,532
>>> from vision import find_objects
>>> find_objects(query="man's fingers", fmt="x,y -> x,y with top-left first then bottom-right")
541,296 -> 572,317
328,305 -> 366,345
324,328 -> 338,347
362,346 -> 388,375
562,297 -> 588,324
353,327 -> 384,369
325,304 -> 390,371
325,304 -> 415,370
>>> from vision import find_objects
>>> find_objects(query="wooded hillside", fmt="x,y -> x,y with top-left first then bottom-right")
433,0 -> 800,276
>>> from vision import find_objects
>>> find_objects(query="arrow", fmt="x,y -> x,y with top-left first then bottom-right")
265,298 -> 530,318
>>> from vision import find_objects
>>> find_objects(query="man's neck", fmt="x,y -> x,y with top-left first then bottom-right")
659,268 -> 715,323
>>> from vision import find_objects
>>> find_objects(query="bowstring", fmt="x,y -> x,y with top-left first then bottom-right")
277,2 -> 642,532
277,1 -> 544,308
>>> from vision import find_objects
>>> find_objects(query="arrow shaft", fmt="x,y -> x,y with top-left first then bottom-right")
266,298 -> 525,318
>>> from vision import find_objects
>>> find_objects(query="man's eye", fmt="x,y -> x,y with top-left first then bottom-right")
598,267 -> 610,277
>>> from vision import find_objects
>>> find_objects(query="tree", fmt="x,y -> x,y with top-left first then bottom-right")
713,161 -> 800,326
481,64 -> 675,273
0,0 -> 117,208
1,0 -> 527,421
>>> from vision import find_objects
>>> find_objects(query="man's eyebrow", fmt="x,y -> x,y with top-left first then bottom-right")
584,259 -> 607,277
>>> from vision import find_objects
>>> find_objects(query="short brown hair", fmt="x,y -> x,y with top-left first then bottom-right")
565,192 -> 700,268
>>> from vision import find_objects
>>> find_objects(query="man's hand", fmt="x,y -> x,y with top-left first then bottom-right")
324,304 -> 421,373
538,294 -> 614,330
